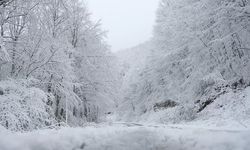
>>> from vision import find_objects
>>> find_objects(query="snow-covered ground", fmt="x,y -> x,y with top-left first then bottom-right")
0,122 -> 249,150
121,86 -> 250,129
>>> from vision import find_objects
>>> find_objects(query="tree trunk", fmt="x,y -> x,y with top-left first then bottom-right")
10,37 -> 18,76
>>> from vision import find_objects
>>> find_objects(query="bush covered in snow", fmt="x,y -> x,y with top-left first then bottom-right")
0,79 -> 56,131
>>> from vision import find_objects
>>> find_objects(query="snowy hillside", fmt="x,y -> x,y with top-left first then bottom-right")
117,0 -> 250,126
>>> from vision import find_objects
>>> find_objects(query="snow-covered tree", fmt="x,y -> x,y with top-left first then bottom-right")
0,0 -> 119,130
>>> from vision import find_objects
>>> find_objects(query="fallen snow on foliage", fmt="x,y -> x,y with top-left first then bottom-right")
0,79 -> 55,131
0,123 -> 249,150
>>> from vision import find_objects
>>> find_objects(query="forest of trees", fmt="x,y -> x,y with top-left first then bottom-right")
0,1 -> 249,149
0,0 -> 250,133
0,0 -> 119,131
117,0 -> 250,123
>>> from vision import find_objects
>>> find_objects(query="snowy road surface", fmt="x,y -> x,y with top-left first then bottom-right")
0,122 -> 249,150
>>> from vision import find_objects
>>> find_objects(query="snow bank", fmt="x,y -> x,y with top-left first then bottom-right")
192,86 -> 250,129
136,86 -> 250,129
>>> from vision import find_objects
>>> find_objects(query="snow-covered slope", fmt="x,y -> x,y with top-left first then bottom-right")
133,86 -> 250,129
117,0 -> 250,125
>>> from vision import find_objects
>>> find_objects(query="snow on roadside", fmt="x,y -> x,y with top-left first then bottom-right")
189,86 -> 250,129
124,86 -> 250,130
0,123 -> 249,150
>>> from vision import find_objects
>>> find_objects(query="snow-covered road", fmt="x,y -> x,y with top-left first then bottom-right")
0,122 -> 249,150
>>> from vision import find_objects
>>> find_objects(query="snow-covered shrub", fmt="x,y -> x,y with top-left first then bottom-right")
153,100 -> 178,112
143,105 -> 196,124
176,106 -> 197,122
195,72 -> 226,97
0,79 -> 55,131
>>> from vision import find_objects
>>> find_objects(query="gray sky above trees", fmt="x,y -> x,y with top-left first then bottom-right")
88,0 -> 159,52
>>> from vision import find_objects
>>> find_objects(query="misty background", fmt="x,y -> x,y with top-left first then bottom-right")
88,0 -> 159,52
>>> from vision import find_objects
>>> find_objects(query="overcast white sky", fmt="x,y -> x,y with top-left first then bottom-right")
87,0 -> 159,52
